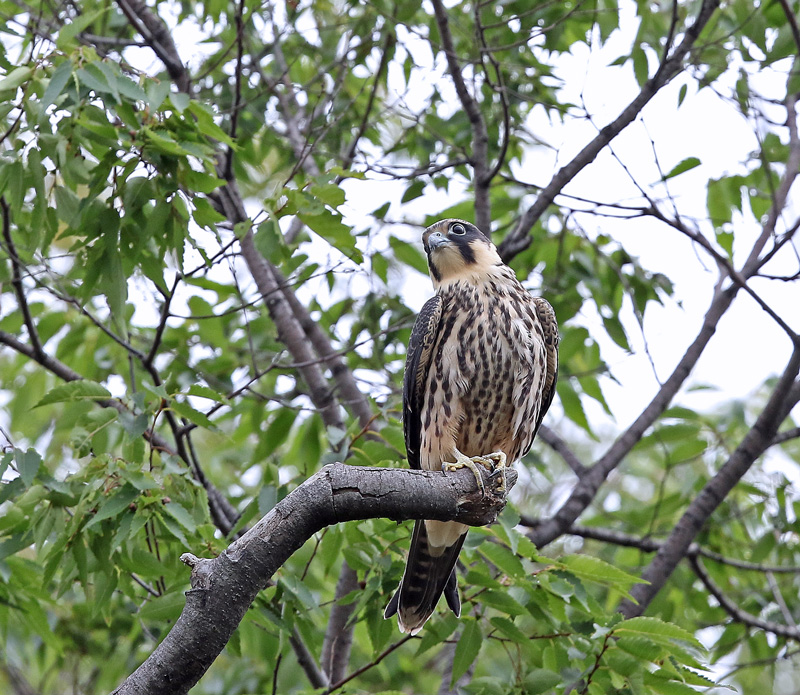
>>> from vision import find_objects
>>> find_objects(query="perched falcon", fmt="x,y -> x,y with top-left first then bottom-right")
384,219 -> 559,635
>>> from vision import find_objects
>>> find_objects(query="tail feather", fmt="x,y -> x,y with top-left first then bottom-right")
384,520 -> 465,634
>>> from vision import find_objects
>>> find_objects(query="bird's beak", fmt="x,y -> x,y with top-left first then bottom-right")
425,230 -> 450,251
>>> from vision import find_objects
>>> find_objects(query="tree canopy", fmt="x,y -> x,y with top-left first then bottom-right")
1,0 -> 799,693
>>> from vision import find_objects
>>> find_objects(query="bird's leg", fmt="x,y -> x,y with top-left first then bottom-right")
443,449 -> 503,495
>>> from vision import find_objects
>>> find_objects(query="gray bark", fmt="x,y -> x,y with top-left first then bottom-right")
112,463 -> 515,695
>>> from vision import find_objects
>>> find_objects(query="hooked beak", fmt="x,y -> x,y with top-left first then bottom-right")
424,230 -> 450,253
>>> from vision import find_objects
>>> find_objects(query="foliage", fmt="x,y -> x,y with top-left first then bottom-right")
1,0 -> 799,693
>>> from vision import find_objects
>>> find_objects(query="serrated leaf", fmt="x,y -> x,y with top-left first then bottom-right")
480,542 -> 526,579
164,502 -> 197,533
560,554 -> 643,588
36,381 -> 111,407
489,616 -> 528,643
481,590 -> 528,616
616,617 -> 703,650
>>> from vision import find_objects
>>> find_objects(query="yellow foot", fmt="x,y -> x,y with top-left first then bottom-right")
443,450 -> 507,495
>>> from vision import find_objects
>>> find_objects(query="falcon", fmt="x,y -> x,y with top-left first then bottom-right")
384,219 -> 559,635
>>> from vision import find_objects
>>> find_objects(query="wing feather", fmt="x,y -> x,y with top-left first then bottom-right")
403,295 -> 443,470
531,297 -> 559,435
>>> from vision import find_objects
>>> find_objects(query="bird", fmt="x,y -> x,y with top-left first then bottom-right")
384,218 -> 559,635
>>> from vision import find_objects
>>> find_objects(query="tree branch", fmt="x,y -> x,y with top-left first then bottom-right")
690,556 -> 800,640
528,275 -> 737,549
498,0 -> 722,262
1,197 -> 44,359
537,424 -> 587,477
431,0 -> 492,233
619,351 -> 800,617
112,463 -> 516,695
115,0 -> 190,92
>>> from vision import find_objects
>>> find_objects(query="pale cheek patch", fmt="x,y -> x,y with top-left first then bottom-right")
431,242 -> 504,290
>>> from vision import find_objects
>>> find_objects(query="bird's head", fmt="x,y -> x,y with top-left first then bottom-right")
422,219 -> 503,289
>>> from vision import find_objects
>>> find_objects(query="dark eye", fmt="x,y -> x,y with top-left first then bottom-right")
451,223 -> 466,235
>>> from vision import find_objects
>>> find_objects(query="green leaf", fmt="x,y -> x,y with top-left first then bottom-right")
85,484 -> 139,529
41,61 -> 74,110
170,399 -> 216,429
35,380 -> 112,407
523,668 -> 562,694
560,555 -> 643,589
0,67 -> 33,92
164,502 -> 197,533
15,448 -> 42,487
138,591 -> 186,622
389,236 -> 429,275
401,179 -> 425,203
662,157 -> 701,181
479,541 -> 526,579
451,620 -> 482,686
57,8 -> 107,49
556,380 -> 593,435
616,617 -> 703,650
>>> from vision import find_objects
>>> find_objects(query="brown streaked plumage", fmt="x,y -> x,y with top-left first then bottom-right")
384,219 -> 559,635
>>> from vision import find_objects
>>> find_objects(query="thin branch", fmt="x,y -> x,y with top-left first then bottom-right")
1,197 -> 44,358
772,426 -> 800,446
431,0 -> 492,233
339,30 -> 395,173
474,2 -> 510,185
690,556 -> 800,640
537,425 -> 587,477
498,0 -> 722,262
645,204 -> 798,341
326,635 -> 414,694
528,272 -> 737,550
532,521 -> 800,574
777,0 -> 800,60
115,0 -> 190,92
320,563 -> 359,685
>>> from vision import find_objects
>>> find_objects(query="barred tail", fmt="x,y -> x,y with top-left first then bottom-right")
384,520 -> 465,635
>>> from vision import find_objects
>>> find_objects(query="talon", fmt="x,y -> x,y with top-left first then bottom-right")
443,450 -> 507,495
483,451 -> 507,493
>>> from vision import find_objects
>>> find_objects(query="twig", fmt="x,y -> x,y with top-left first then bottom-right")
325,635 -> 414,693
1,197 -> 44,358
690,557 -> 800,640
498,0 -> 722,261
431,0 -> 492,233
619,353 -> 800,617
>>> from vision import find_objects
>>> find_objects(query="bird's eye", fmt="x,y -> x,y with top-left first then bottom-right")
451,223 -> 466,235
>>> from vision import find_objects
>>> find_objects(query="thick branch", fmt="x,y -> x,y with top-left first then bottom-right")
528,277 -> 737,549
619,351 -> 800,617
112,463 -> 516,695
498,0 -> 721,261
